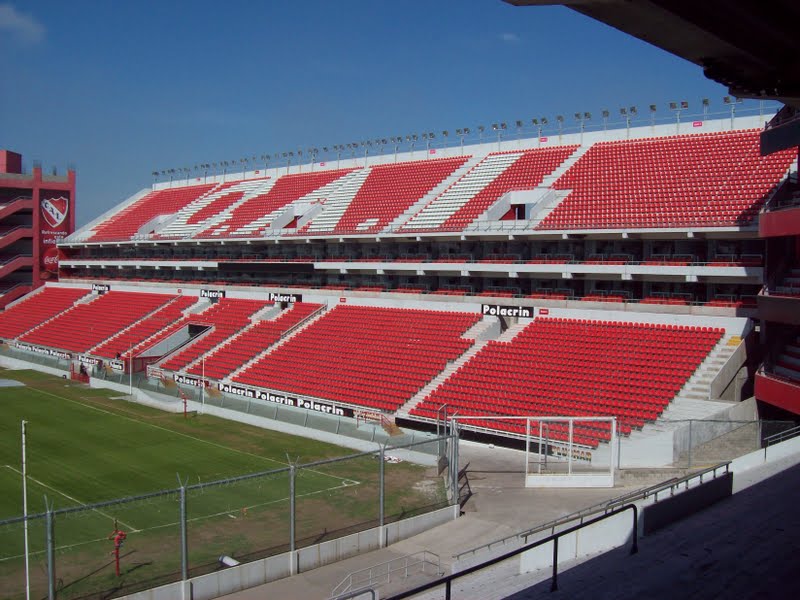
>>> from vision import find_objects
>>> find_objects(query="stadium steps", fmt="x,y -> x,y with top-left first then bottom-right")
303,169 -> 371,233
672,337 -> 738,402
231,172 -> 359,236
396,321 -> 527,419
165,179 -> 277,239
385,155 -> 481,232
400,153 -> 522,231
223,303 -> 329,382
195,179 -> 281,238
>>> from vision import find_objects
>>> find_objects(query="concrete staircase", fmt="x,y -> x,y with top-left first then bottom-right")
157,179 -> 275,239
385,155 -> 483,232
304,169 -> 371,233
231,171 -> 360,236
775,335 -> 800,381
188,178 -> 280,238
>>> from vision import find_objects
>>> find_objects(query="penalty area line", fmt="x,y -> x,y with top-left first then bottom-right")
4,465 -> 139,533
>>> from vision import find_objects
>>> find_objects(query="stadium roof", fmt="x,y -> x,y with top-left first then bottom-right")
505,0 -> 800,108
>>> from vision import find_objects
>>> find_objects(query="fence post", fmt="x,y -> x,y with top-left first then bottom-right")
451,431 -> 459,506
379,445 -> 385,548
45,499 -> 56,600
180,484 -> 188,583
289,464 -> 296,574
688,420 -> 693,468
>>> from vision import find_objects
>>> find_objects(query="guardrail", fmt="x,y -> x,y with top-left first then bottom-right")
387,504 -> 639,599
454,462 -> 729,562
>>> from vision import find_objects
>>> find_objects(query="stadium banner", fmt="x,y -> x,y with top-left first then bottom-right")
268,291 -> 302,303
39,195 -> 71,278
200,288 -> 226,299
147,365 -> 164,379
77,355 -> 103,367
218,382 -> 353,417
108,359 -> 125,372
481,304 -> 534,318
173,373 -> 209,387
15,341 -> 72,360
92,283 -> 111,294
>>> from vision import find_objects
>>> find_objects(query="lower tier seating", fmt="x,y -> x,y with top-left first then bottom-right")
0,286 -> 90,339
234,305 -> 480,411
94,295 -> 199,358
19,291 -> 176,353
159,298 -> 269,371
186,302 -> 322,379
410,317 -> 723,447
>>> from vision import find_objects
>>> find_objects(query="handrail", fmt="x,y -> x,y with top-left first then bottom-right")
455,461 -> 729,561
330,550 -> 442,599
386,504 -> 638,599
280,303 -> 326,339
764,424 -> 800,447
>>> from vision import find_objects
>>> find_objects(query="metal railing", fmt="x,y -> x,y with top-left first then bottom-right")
386,504 -> 639,599
330,550 -> 443,599
764,424 -> 800,448
454,462 -> 729,562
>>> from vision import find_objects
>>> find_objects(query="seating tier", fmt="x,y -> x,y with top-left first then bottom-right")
537,130 -> 796,230
159,298 -> 269,371
93,296 -> 199,358
233,305 -> 480,411
411,317 -> 723,447
0,287 -> 90,339
185,302 -> 322,379
19,291 -> 176,353
89,184 -> 215,241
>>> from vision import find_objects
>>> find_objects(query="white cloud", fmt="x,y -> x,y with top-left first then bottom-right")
499,32 -> 521,44
0,3 -> 45,44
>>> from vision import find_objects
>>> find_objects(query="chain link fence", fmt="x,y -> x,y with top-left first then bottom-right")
0,434 -> 456,600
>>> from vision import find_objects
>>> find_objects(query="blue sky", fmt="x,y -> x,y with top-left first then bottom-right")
0,0 -> 766,226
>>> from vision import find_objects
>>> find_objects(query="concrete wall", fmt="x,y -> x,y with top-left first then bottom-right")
121,505 -> 458,600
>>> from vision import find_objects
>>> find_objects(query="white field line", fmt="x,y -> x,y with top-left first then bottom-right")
0,477 -> 360,563
4,465 -> 139,532
33,388 -> 358,485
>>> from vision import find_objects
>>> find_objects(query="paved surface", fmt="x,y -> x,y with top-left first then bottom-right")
221,441 -> 643,600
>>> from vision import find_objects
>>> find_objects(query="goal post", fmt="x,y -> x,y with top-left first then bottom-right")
450,415 -> 617,488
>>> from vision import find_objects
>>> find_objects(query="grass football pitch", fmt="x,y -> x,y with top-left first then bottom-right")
0,369 -> 444,599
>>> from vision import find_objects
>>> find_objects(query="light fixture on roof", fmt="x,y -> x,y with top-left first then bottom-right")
477,125 -> 485,143
648,104 -> 657,129
668,100 -> 687,132
601,109 -> 610,131
722,96 -> 743,128
575,112 -> 590,143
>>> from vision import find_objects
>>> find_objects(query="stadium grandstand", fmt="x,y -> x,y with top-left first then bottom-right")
2,1 -> 800,598
0,111 -> 792,464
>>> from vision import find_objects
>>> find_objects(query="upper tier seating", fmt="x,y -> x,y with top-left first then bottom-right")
156,179 -> 281,239
196,169 -> 354,238
402,146 -> 577,231
19,291 -> 176,353
410,317 -> 723,447
93,295 -> 199,358
159,298 -> 269,371
308,157 -> 469,234
537,130 -> 796,230
185,302 -> 322,379
234,305 -> 480,411
89,184 -> 216,242
772,267 -> 800,297
0,287 -> 90,339
774,335 -> 800,383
